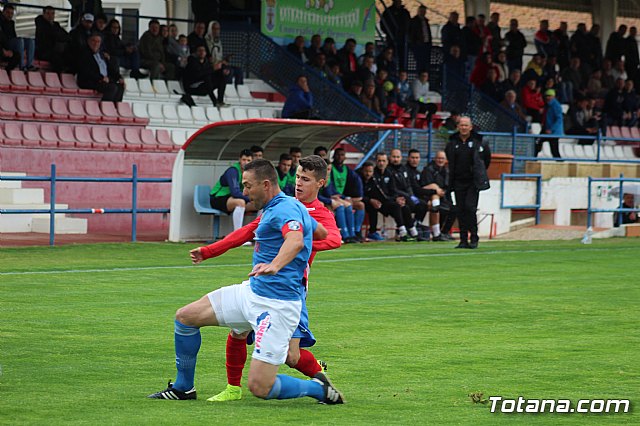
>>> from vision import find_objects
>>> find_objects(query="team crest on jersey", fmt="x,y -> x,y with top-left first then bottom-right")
384,177 -> 390,183
468,141 -> 473,148
403,171 -> 408,178
254,311 -> 271,354
287,221 -> 301,231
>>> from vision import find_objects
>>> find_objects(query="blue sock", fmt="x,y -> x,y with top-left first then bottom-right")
354,208 -> 365,236
266,374 -> 325,400
344,206 -> 355,237
334,206 -> 349,239
173,319 -> 201,391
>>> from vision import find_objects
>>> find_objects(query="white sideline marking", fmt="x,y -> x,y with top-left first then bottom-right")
0,246 -> 632,276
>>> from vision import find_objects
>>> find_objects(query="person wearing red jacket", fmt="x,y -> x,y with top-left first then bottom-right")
520,78 -> 545,123
190,155 -> 342,402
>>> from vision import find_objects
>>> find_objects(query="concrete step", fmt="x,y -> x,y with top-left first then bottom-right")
0,172 -> 26,189
0,188 -> 44,204
0,214 -> 32,232
0,203 -> 69,210
31,217 -> 88,234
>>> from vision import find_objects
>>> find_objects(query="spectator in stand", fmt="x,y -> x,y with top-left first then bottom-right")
92,14 -> 108,38
500,68 -> 522,94
473,14 -> 492,56
408,5 -> 432,75
360,80 -> 382,116
570,23 -> 590,67
443,44 -> 465,78
76,33 -> 124,102
612,59 -> 628,82
276,153 -> 295,196
625,27 -> 639,82
209,149 -> 255,231
330,147 -> 366,242
250,145 -> 264,159
441,11 -> 462,56
470,51 -> 498,87
586,69 -> 605,98
585,96 -> 605,134
421,150 -> 454,241
380,0 -> 410,69
0,4 -> 35,71
68,0 -> 103,27
534,19 -> 555,58
321,37 -> 337,63
310,52 -> 331,79
287,35 -> 308,63
395,70 -> 411,108
522,53 -> 544,85
328,61 -> 343,87
35,6 -> 71,72
187,21 -> 208,54
347,79 -> 363,100
337,38 -> 358,87
206,21 -> 243,88
601,58 -> 615,91
500,89 -> 527,121
443,110 -> 461,130
494,50 -> 509,83
183,45 -> 227,107
542,54 -> 560,84
586,24 -> 604,73
376,46 -> 398,79
165,27 -> 188,73
504,18 -> 527,72
313,146 -> 328,160
521,77 -> 545,123
0,23 -> 19,70
445,116 -> 490,249
487,12 -> 503,54
282,75 -> 314,119
462,16 -> 481,76
567,95 -> 599,138
356,55 -> 376,83
103,18 -> 145,79
374,68 -> 391,112
613,193 -> 639,227
623,79 -> 639,126
480,68 -> 502,102
411,70 -> 437,122
387,149 -> 427,241
306,34 -> 322,62
536,89 -> 563,158
160,25 -> 177,66
361,154 -> 413,241
139,19 -> 175,80
553,22 -> 571,70
68,12 -> 95,71
358,42 -> 376,66
605,24 -> 627,64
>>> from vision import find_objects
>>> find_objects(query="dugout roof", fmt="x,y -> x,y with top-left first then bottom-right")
181,118 -> 403,160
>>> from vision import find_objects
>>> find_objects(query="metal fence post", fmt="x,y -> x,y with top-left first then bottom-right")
536,175 -> 542,225
49,164 -> 56,246
617,173 -> 624,227
131,164 -> 138,242
596,129 -> 602,162
587,177 -> 593,229
511,126 -> 517,173
427,122 -> 433,161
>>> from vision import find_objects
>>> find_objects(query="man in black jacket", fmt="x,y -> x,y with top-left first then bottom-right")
360,154 -> 413,241
76,33 -> 124,102
388,148 -> 427,240
182,45 -> 226,107
34,6 -> 71,72
421,150 -> 455,241
444,116 -> 491,249
0,4 -> 35,70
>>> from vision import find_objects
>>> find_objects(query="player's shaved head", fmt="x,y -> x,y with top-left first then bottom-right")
299,155 -> 328,181
244,159 -> 278,185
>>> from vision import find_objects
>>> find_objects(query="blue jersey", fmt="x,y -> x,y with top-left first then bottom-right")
250,192 -> 316,301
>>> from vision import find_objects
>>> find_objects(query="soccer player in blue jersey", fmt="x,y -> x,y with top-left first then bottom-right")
148,159 -> 344,404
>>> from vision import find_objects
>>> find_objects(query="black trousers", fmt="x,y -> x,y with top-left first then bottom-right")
185,70 -> 226,105
97,80 -> 124,103
536,137 -> 561,158
453,186 -> 479,243
366,199 -> 412,232
409,199 -> 428,223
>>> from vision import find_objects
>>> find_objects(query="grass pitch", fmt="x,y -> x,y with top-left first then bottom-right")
1,238 -> 638,425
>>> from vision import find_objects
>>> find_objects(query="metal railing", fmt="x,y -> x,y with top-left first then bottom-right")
500,173 -> 543,224
587,175 -> 640,229
0,164 -> 171,246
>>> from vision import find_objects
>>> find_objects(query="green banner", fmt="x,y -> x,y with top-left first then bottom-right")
262,0 -> 376,49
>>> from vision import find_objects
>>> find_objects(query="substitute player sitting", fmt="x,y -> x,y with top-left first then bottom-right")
148,159 -> 344,404
190,155 -> 342,402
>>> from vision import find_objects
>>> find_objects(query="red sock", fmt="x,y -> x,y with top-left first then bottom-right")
226,334 -> 247,387
294,349 -> 322,377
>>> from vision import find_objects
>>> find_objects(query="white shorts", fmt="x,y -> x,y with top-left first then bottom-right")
207,281 -> 302,365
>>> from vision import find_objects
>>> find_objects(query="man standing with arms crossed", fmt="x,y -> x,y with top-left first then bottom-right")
148,159 -> 344,404
189,155 -> 342,402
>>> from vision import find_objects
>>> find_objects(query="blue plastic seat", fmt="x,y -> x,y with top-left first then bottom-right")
193,185 -> 227,241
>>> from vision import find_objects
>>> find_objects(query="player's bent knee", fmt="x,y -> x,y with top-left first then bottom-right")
247,376 -> 272,399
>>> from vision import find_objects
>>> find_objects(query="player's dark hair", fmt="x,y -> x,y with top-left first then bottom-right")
408,148 -> 420,156
250,145 -> 263,154
333,147 -> 345,154
362,161 -> 374,168
299,155 -> 328,182
313,146 -> 328,155
279,153 -> 292,162
289,146 -> 302,154
244,159 -> 278,185
240,149 -> 253,158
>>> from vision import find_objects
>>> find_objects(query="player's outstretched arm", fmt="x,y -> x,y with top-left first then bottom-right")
191,217 -> 261,263
311,205 -> 342,252
249,230 -> 304,276
313,222 -> 328,241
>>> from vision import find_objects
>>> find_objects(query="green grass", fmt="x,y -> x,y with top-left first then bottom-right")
1,239 -> 638,425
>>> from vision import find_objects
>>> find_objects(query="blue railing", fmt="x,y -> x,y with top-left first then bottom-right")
500,173 -> 543,224
0,164 -> 171,246
587,175 -> 640,229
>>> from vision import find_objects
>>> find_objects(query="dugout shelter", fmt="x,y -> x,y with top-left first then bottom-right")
168,119 -> 402,242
